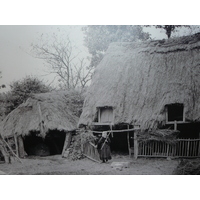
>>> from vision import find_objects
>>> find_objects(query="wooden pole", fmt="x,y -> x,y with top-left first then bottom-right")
166,144 -> 169,157
62,132 -> 72,157
2,139 -> 22,163
134,130 -> 138,159
14,135 -> 19,157
193,140 -> 197,156
38,103 -> 45,138
179,140 -> 182,157
110,124 -> 113,138
198,132 -> 200,156
182,140 -> 185,156
187,139 -> 190,156
127,125 -> 131,158
174,120 -> 177,131
92,127 -> 140,134
83,153 -> 101,163
0,144 -> 10,163
80,132 -> 84,152
17,136 -> 26,158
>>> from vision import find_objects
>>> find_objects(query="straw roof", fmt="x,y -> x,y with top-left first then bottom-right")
0,90 -> 79,138
79,33 -> 200,129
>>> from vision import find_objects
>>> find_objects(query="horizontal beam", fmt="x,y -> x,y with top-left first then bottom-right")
92,128 -> 140,134
166,121 -> 190,125
91,122 -> 114,126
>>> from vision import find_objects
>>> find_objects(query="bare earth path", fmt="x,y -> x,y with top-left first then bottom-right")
0,155 -> 179,175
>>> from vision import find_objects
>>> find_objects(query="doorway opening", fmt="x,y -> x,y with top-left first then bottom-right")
93,124 -> 133,155
23,130 -> 66,156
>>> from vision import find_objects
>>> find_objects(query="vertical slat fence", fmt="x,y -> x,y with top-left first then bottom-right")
138,138 -> 200,158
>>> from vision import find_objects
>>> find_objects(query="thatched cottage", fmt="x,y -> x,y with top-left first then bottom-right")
78,33 -> 200,155
0,90 -> 79,158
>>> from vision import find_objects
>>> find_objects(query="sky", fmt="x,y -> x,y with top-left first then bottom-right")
0,25 -> 89,92
0,25 -> 199,93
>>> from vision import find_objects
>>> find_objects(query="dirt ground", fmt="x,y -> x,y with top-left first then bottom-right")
0,154 -> 179,175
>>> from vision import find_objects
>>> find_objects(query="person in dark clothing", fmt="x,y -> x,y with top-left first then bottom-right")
96,131 -> 112,163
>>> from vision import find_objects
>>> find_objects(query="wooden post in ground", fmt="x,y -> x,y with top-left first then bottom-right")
17,136 -> 25,158
2,139 -> 22,163
134,130 -> 138,159
198,132 -> 200,157
127,125 -> 131,158
14,135 -> 19,157
62,132 -> 72,157
174,120 -> 177,131
0,144 -> 10,163
80,131 -> 83,152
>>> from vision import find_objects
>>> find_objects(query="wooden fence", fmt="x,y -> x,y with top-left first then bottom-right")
82,142 -> 101,163
138,139 -> 200,158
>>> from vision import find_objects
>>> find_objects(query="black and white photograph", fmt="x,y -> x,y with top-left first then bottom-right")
0,1 -> 199,199
1,24 -> 200,176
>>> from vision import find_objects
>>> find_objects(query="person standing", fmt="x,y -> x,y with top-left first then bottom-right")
96,131 -> 112,163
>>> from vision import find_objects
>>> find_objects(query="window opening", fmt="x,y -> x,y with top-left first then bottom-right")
167,103 -> 184,122
98,107 -> 113,123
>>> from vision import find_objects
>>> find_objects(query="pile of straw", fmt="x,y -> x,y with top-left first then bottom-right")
138,129 -> 179,144
173,159 -> 200,175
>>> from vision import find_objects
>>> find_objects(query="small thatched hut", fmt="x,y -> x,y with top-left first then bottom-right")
0,90 -> 79,158
78,33 -> 200,153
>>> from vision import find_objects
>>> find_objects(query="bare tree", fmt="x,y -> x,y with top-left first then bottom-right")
31,34 -> 93,90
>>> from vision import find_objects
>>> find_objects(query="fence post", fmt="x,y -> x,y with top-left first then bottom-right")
134,130 -> 138,159
198,133 -> 200,156
127,125 -> 131,158
174,120 -> 177,131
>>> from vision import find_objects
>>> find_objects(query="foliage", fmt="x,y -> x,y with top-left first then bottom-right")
64,89 -> 85,118
31,33 -> 92,90
82,25 -> 150,68
4,76 -> 51,115
147,25 -> 191,38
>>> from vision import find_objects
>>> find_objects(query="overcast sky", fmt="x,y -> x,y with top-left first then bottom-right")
0,25 -> 90,92
0,25 -> 198,92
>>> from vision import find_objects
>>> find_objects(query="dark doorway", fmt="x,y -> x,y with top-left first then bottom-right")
23,132 -> 50,156
110,132 -> 128,153
93,124 -> 133,154
23,130 -> 66,156
45,130 -> 66,155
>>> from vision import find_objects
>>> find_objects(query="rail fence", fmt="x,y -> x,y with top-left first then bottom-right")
138,139 -> 200,158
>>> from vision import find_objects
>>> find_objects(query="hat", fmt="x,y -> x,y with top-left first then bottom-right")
102,131 -> 107,138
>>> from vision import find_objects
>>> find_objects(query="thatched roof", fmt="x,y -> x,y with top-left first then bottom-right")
79,33 -> 200,129
0,90 -> 79,138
